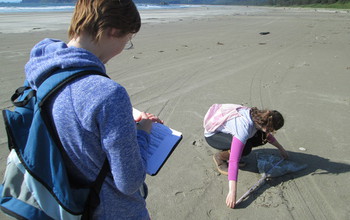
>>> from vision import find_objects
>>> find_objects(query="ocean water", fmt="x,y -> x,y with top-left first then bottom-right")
0,2 -> 198,13
0,3 -> 269,33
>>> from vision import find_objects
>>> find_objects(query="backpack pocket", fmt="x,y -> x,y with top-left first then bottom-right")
0,150 -> 53,219
0,150 -> 83,220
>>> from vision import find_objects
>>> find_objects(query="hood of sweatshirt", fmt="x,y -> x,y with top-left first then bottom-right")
25,38 -> 106,90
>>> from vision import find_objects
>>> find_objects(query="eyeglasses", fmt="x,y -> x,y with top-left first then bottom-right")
124,40 -> 134,50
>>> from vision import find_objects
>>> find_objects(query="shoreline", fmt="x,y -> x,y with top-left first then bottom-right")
1,6 -> 350,220
1,5 -> 349,34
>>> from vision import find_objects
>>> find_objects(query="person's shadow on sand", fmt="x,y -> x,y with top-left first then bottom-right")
235,148 -> 350,209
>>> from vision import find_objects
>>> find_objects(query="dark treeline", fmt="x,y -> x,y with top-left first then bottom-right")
262,0 -> 350,6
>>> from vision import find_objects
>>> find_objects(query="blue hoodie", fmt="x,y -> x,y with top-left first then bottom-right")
25,38 -> 150,219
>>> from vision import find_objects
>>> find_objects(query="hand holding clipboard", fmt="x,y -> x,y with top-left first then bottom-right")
133,108 -> 183,176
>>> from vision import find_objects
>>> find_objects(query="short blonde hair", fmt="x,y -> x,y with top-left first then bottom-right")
68,0 -> 141,42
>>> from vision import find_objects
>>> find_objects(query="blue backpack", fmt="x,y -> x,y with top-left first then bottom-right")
0,68 -> 110,220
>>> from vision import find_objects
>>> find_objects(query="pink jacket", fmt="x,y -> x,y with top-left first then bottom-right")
203,104 -> 248,133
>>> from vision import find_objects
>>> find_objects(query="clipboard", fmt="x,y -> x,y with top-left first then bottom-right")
133,108 -> 183,176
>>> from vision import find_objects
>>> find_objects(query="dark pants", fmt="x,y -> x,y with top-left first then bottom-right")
205,130 -> 267,156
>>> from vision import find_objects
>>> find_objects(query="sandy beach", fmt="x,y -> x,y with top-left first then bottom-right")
1,5 -> 350,219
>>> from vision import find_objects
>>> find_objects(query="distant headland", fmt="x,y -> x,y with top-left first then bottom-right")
20,0 -> 76,2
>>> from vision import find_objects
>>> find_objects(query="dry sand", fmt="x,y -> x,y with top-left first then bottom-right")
1,5 -> 350,220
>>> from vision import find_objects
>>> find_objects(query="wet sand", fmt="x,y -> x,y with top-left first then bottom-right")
0,6 -> 350,219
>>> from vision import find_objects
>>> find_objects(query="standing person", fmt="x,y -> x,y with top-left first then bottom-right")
24,0 -> 159,219
203,104 -> 289,209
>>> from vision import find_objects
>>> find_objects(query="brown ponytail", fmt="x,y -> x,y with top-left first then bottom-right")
250,107 -> 284,133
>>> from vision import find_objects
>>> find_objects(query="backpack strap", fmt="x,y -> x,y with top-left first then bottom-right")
11,86 -> 35,107
37,68 -> 106,106
38,68 -> 111,217
81,158 -> 110,220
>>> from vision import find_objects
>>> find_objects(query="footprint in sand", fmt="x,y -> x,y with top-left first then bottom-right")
255,187 -> 284,208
